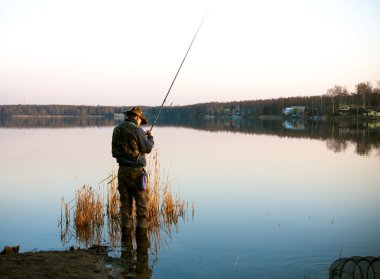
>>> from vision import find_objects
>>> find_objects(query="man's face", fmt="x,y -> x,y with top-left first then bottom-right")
136,116 -> 142,126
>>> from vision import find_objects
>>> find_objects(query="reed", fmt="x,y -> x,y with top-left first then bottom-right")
192,201 -> 196,222
146,152 -> 160,228
60,197 -> 71,244
107,173 -> 120,220
60,150 -> 194,251
74,185 -> 104,245
60,196 -> 70,225
147,153 -> 186,227
106,171 -> 121,247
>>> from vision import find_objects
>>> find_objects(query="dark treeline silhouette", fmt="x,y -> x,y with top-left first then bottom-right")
1,81 -> 379,118
0,104 -> 150,117
0,115 -> 115,128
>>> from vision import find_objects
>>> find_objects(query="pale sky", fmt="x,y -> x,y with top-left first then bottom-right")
0,0 -> 379,106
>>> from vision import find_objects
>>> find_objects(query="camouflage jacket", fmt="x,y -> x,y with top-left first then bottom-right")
112,118 -> 154,167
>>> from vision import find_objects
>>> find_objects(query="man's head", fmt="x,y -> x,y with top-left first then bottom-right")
125,107 -> 148,125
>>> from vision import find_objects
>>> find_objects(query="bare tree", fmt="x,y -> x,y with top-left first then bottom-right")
326,85 -> 348,115
355,81 -> 372,108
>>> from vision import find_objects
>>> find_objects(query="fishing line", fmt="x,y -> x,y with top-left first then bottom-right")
150,12 -> 208,131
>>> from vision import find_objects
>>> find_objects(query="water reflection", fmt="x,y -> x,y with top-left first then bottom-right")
0,115 -> 114,128
1,116 -> 379,156
283,119 -> 305,130
158,117 -> 380,157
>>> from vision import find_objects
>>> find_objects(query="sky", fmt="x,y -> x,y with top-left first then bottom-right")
0,0 -> 379,106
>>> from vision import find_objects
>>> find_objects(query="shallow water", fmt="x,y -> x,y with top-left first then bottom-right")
0,119 -> 379,278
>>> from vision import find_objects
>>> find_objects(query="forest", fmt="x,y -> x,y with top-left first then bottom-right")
1,81 -> 379,119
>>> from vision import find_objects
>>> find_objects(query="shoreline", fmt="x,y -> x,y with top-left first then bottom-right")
0,247 -> 127,278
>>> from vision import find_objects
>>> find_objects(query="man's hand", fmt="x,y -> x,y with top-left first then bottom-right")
146,130 -> 152,137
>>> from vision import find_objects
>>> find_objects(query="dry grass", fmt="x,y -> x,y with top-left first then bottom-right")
60,197 -> 71,244
60,150 -> 194,252
106,176 -> 120,248
144,151 -> 188,253
107,175 -> 119,220
74,185 -> 104,246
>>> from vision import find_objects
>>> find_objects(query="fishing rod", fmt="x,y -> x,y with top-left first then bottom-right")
149,13 -> 207,131
108,14 -> 208,185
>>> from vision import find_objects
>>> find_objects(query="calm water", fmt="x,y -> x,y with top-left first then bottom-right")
0,118 -> 379,278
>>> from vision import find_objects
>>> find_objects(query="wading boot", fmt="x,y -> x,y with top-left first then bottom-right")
136,217 -> 149,229
135,227 -> 152,277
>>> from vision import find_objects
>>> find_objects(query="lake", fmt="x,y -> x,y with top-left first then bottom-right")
0,117 -> 379,278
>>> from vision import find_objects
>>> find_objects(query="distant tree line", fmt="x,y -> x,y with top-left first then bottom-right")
0,105 -> 151,117
155,81 -> 380,121
1,81 -> 379,118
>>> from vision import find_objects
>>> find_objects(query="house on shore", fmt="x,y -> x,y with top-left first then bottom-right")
338,105 -> 368,116
282,106 -> 306,117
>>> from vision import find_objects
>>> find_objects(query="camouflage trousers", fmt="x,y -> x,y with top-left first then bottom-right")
118,166 -> 149,229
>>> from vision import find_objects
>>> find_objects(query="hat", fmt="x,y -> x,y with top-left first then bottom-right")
124,107 -> 148,125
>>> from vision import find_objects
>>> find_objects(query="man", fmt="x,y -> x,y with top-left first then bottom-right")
112,107 -> 154,234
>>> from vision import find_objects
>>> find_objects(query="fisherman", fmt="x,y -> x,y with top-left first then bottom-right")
112,107 -> 154,235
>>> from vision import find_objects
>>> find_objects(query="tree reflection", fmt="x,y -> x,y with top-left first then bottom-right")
355,141 -> 374,156
158,117 -> 380,157
326,138 -> 348,153
2,116 -> 379,157
0,115 -> 114,128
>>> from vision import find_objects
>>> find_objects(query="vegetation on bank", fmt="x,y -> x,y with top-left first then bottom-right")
1,81 -> 379,118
